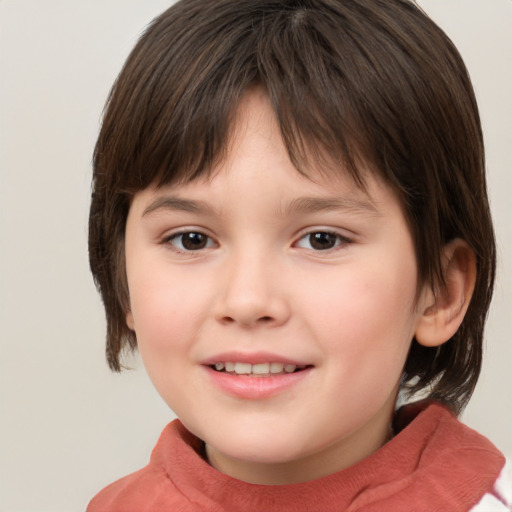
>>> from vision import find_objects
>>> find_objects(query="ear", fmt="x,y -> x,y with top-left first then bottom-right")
126,310 -> 135,331
415,239 -> 476,347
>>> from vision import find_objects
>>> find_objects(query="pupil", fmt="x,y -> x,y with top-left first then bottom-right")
310,232 -> 336,250
182,232 -> 207,250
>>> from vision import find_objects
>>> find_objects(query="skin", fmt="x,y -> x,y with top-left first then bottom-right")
124,89 -> 440,485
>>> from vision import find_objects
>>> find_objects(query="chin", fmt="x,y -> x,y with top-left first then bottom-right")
207,427 -> 317,465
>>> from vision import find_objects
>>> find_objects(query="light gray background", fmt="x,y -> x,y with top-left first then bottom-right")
1,1 -> 511,510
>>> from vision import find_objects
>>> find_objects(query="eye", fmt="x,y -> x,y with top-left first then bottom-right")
166,231 -> 216,251
295,231 -> 350,251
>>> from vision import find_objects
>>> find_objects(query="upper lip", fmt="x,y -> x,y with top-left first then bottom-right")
201,351 -> 311,366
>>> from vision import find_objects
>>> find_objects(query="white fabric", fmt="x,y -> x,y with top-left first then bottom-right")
469,460 -> 512,511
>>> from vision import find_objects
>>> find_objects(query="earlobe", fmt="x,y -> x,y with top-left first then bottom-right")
126,310 -> 135,331
415,239 -> 476,347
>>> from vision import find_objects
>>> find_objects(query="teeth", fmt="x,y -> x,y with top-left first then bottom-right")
252,363 -> 270,374
213,361 -> 305,376
234,362 -> 252,374
270,362 -> 284,373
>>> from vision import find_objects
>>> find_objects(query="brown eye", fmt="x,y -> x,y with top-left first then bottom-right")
296,231 -> 350,251
309,232 -> 338,250
169,232 -> 214,251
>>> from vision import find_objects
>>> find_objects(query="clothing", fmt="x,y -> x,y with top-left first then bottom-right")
87,403 -> 508,512
470,460 -> 511,512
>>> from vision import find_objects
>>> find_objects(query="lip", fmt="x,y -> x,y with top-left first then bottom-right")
201,352 -> 314,400
201,351 -> 309,367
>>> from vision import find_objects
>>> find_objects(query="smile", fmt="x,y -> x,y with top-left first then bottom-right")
211,362 -> 308,376
205,361 -> 313,399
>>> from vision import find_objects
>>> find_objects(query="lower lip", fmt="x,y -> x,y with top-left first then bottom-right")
203,366 -> 313,399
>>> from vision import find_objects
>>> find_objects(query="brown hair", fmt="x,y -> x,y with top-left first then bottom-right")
89,0 -> 496,413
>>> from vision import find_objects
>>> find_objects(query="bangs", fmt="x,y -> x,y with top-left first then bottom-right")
95,0 -> 426,194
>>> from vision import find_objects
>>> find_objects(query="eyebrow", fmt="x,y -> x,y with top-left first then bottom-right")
142,196 -> 215,217
142,194 -> 380,219
283,196 -> 380,217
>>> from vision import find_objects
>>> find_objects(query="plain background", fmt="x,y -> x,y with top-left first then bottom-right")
1,1 -> 511,510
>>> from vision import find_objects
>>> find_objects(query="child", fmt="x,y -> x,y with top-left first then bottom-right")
87,0 -> 510,510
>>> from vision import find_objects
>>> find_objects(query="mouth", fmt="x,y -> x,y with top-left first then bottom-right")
204,357 -> 314,398
210,362 -> 310,377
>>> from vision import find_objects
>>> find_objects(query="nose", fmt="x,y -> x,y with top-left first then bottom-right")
213,250 -> 291,328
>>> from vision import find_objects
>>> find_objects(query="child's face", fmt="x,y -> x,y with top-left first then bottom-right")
124,89 -> 428,484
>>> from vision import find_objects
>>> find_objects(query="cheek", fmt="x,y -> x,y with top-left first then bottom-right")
128,274 -> 200,404
302,260 -> 419,359
127,268 -> 191,352
127,269 -> 220,387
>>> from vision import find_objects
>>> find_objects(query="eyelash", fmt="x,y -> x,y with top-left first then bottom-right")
162,229 -> 352,254
294,231 -> 352,252
163,231 -> 217,253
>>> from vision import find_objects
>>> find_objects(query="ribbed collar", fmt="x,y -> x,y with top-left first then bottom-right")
150,403 -> 504,512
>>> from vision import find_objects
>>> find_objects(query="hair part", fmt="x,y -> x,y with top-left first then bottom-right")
89,0 -> 496,414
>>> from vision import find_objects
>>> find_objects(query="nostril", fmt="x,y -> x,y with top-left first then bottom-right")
259,316 -> 273,323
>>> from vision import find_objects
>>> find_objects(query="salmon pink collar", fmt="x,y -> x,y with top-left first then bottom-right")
151,403 -> 504,512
